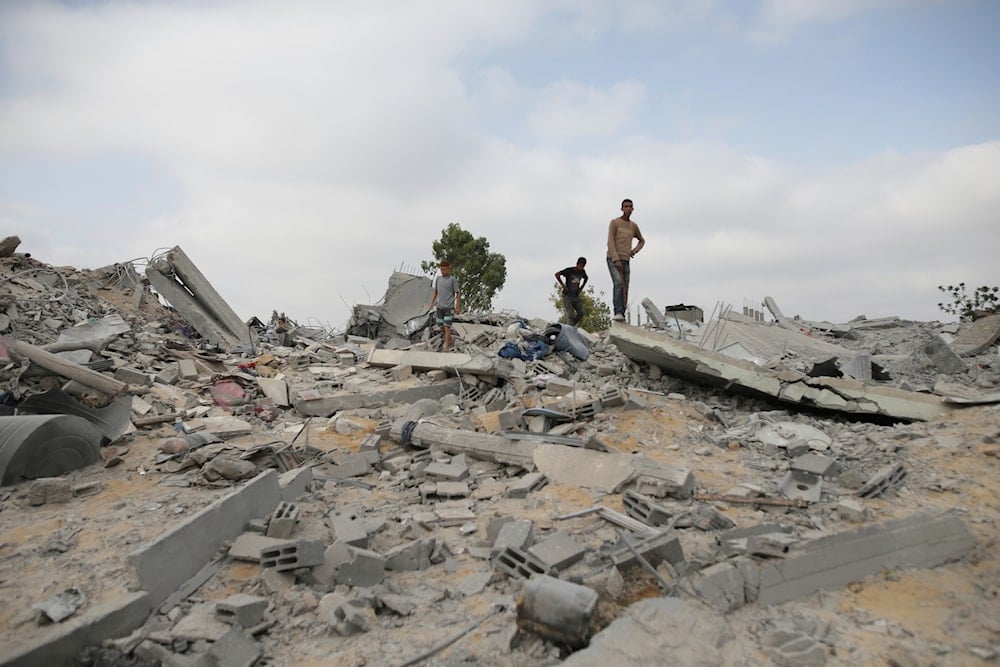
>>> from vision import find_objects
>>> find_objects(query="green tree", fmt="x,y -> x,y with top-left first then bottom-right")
937,283 -> 999,320
421,223 -> 507,312
549,284 -> 612,332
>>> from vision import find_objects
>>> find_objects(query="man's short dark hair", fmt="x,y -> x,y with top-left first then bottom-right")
577,257 -> 587,266
621,198 -> 633,208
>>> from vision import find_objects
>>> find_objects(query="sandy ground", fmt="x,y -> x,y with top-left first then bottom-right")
0,392 -> 997,666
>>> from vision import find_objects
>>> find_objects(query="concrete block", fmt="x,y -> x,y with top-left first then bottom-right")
329,453 -> 372,479
428,481 -> 470,498
265,501 -> 300,539
215,594 -> 267,628
28,477 -> 73,505
389,364 -> 413,381
260,539 -> 325,571
324,541 -> 385,587
329,508 -> 369,548
791,453 -> 840,477
359,433 -> 382,452
599,385 -> 625,407
115,366 -> 153,386
155,365 -> 180,385
632,459 -> 696,499
498,409 -> 523,431
129,470 -> 280,606
384,537 -> 436,571
778,470 -> 822,503
923,334 -> 966,373
423,460 -> 469,480
837,497 -> 867,522
229,533 -> 290,562
205,627 -> 262,667
758,513 -> 976,606
508,472 -> 547,498
492,545 -> 555,580
278,466 -> 313,501
622,490 -> 674,526
857,462 -> 906,498
609,531 -> 686,572
529,532 -> 586,571
492,519 -> 534,554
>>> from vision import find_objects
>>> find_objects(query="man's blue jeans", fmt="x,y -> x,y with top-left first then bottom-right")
606,257 -> 630,316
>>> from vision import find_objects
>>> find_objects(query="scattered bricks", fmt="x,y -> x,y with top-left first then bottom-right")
278,467 -> 313,501
28,478 -> 72,506
609,532 -> 686,572
329,509 -> 369,548
260,539 -> 325,571
492,545 -> 555,580
178,358 -> 199,380
622,490 -> 673,526
215,594 -> 268,628
492,519 -> 534,554
857,462 -> 907,498
359,433 -> 382,453
229,533 -> 288,563
423,461 -> 469,481
791,453 -> 841,477
779,470 -> 822,503
389,364 -> 413,381
623,392 -> 646,411
528,532 -> 586,571
265,502 -> 300,539
384,537 -> 436,571
599,385 -> 625,408
508,472 -> 547,498
329,453 -> 372,479
155,365 -> 179,385
498,408 -> 523,431
114,366 -> 153,386
837,498 -> 867,522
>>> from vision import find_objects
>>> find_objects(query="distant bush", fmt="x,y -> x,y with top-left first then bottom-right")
937,283 -> 999,320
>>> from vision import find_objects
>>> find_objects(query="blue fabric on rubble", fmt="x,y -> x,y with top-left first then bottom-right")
498,340 -> 551,361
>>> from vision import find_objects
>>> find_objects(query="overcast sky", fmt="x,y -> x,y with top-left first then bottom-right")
2,0 -> 998,330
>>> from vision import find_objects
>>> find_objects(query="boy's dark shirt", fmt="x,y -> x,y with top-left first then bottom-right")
558,267 -> 588,297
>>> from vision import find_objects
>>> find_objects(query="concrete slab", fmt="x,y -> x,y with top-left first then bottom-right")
366,348 -> 499,376
533,445 -> 635,492
951,313 -> 1000,356
610,324 -> 950,421
293,378 -> 463,417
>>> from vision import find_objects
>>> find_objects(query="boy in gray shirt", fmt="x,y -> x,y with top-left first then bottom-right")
427,259 -> 461,351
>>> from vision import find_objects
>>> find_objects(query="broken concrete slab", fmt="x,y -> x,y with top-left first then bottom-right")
951,313 -> 1000,356
533,445 -> 635,492
758,512 -> 976,606
609,324 -> 951,421
293,378 -> 463,417
365,348 -> 500,376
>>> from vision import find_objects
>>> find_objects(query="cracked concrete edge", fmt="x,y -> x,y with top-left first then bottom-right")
609,324 -> 951,421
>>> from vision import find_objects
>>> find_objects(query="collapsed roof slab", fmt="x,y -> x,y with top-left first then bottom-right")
292,377 -> 463,417
609,323 -> 950,422
145,246 -> 249,347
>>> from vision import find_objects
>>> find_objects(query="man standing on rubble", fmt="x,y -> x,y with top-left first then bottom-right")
606,198 -> 644,322
555,257 -> 589,326
427,259 -> 460,352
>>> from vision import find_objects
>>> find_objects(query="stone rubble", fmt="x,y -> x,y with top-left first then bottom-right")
0,250 -> 997,666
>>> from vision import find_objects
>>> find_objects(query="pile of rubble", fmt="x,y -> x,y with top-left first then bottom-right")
0,240 -> 998,666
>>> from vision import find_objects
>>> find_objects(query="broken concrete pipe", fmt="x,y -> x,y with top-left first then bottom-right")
516,574 -> 599,649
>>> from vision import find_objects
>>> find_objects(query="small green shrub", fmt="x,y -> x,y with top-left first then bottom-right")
937,283 -> 999,320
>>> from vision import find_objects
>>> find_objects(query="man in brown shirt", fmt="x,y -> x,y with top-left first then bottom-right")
606,198 -> 645,321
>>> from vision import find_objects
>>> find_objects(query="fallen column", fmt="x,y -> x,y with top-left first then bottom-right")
145,246 -> 249,347
1,336 -> 127,397
389,420 -> 535,468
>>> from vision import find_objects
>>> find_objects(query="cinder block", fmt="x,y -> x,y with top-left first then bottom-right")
215,594 -> 268,628
359,433 -> 382,453
508,472 -> 547,498
492,519 -> 533,554
229,534 -> 291,562
334,544 -> 386,587
115,366 -> 152,386
155,365 -> 179,385
528,532 -> 586,571
609,531 -> 686,572
260,539 -> 325,571
178,359 -> 199,380
330,453 -> 372,479
492,545 -> 555,580
265,502 -> 300,539
622,490 -> 673,526
384,537 -> 435,571
423,461 -> 469,481
599,385 -> 625,407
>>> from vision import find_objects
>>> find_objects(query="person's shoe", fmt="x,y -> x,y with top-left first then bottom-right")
613,314 -> 625,322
